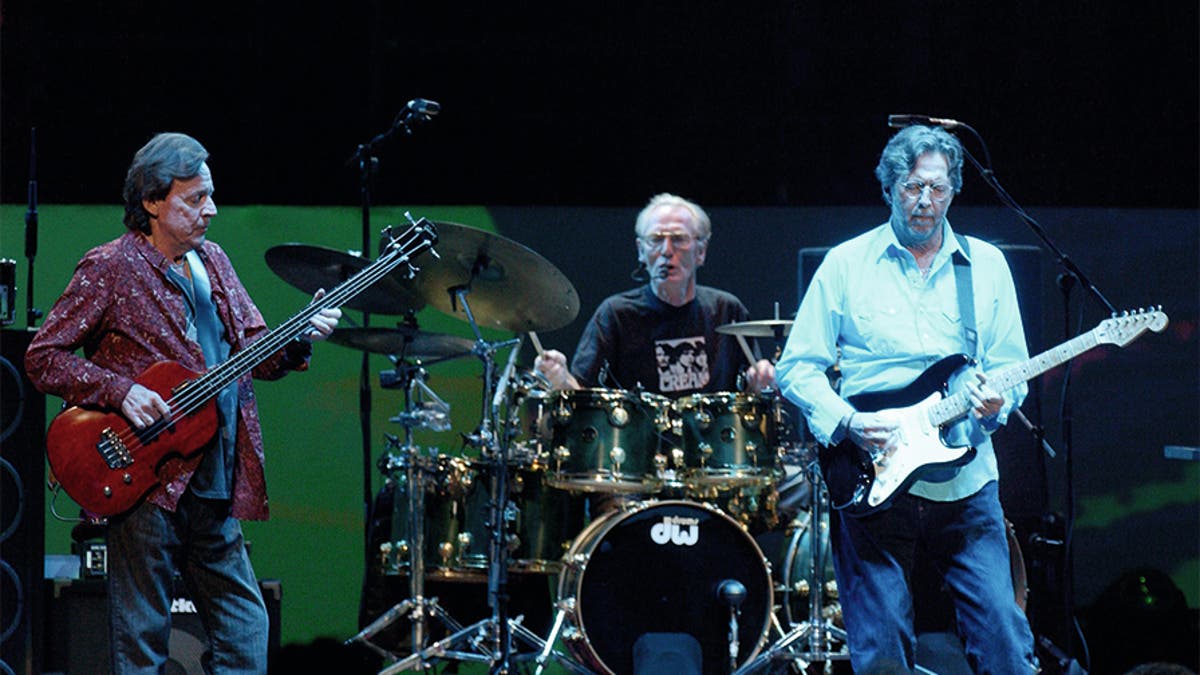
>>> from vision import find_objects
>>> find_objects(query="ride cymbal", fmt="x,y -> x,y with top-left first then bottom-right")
393,222 -> 580,332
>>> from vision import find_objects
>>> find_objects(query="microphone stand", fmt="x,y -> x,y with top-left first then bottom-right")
348,103 -> 439,561
953,121 -> 1113,665
25,127 -> 43,328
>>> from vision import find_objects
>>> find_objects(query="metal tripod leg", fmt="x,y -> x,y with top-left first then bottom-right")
533,600 -> 593,675
738,454 -> 850,673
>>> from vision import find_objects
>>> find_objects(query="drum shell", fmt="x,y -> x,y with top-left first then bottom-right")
557,500 -> 773,675
762,509 -> 838,629
369,454 -> 588,578
373,454 -> 490,581
533,389 -> 675,493
673,392 -> 781,488
503,464 -> 588,574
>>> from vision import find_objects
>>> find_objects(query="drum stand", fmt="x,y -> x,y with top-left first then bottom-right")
347,359 -> 483,669
736,456 -> 850,674
381,287 -> 580,674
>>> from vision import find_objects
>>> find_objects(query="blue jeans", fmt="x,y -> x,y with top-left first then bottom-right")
106,490 -> 269,674
830,481 -> 1038,674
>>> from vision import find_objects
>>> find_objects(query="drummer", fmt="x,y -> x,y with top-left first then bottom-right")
535,193 -> 775,396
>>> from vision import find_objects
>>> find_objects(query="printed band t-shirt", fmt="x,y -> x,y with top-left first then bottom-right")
571,285 -> 752,397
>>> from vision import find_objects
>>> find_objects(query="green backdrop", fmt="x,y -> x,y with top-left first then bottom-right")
1,203 -> 514,648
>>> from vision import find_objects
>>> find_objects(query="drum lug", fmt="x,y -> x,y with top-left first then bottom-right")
699,442 -> 714,465
745,441 -> 758,464
609,446 -> 626,472
439,540 -> 456,567
608,405 -> 630,428
696,409 -> 713,430
553,445 -> 571,472
552,402 -> 573,425
671,447 -> 686,468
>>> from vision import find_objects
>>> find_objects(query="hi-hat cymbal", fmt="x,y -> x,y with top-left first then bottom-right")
264,244 -> 425,315
716,319 -> 794,338
393,222 -> 580,333
328,326 -> 475,360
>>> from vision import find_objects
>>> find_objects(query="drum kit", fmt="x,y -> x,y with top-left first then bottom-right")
265,221 -> 850,674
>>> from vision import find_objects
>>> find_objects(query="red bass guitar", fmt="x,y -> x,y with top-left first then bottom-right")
45,220 -> 438,517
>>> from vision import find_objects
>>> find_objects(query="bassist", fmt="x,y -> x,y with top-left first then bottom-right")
776,125 -> 1039,672
24,133 -> 341,673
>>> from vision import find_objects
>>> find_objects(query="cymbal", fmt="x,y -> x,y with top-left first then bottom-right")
328,326 -> 475,359
395,222 -> 580,332
715,319 -> 794,338
264,244 -> 425,315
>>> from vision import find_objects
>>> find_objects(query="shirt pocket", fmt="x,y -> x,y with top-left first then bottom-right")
851,302 -> 907,356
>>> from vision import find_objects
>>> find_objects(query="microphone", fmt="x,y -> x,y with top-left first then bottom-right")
887,114 -> 962,130
406,98 -> 441,117
716,579 -> 746,670
717,579 -> 747,608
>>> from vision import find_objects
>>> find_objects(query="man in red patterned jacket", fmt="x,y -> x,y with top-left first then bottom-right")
26,132 -> 341,673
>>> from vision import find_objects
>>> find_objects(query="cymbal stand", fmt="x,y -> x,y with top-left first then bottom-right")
346,362 -> 462,670
735,455 -> 849,674
395,285 -> 541,674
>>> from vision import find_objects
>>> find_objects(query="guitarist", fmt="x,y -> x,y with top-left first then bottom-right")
24,133 -> 341,673
776,125 -> 1039,673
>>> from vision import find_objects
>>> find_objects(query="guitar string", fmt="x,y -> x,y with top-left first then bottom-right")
112,223 -> 434,451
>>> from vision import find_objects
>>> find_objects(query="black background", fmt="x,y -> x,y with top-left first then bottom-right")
2,1 -> 1197,209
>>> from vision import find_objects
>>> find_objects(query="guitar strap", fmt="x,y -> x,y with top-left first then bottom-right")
953,233 -> 978,358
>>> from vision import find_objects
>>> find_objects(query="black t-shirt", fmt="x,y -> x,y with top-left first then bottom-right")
570,285 -> 752,397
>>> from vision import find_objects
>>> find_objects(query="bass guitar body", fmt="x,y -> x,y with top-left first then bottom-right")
46,361 -> 218,517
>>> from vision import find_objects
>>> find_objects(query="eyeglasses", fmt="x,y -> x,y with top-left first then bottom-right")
898,181 -> 954,202
639,231 -> 703,251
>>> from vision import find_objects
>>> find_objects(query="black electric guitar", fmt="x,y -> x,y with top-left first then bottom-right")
45,220 -> 438,517
820,308 -> 1168,517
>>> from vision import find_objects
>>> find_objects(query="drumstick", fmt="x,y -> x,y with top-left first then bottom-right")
736,335 -> 756,366
528,331 -> 545,356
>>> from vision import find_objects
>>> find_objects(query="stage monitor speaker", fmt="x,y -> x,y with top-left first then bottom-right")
1,328 -> 46,675
796,244 -> 1047,518
42,577 -> 281,674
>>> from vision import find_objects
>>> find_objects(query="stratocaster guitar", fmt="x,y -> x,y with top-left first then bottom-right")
45,219 -> 439,517
820,308 -> 1169,517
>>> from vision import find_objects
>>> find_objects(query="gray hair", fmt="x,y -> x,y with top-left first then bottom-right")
122,132 -> 209,234
874,125 -> 964,204
634,193 -> 712,240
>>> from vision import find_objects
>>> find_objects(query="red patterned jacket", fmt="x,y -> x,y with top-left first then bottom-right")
25,231 -> 311,520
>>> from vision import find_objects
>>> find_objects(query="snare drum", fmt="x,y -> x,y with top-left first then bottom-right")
536,389 -> 675,493
673,391 -> 781,488
557,500 -> 773,674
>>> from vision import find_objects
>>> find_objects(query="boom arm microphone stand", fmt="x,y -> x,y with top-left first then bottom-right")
348,100 -> 440,560
947,118 -> 1115,666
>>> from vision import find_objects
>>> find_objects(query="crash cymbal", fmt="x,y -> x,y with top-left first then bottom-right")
715,319 -> 794,338
392,222 -> 579,332
264,244 -> 425,315
328,326 -> 475,360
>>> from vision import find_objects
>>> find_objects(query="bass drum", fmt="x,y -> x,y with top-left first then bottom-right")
557,500 -> 772,675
